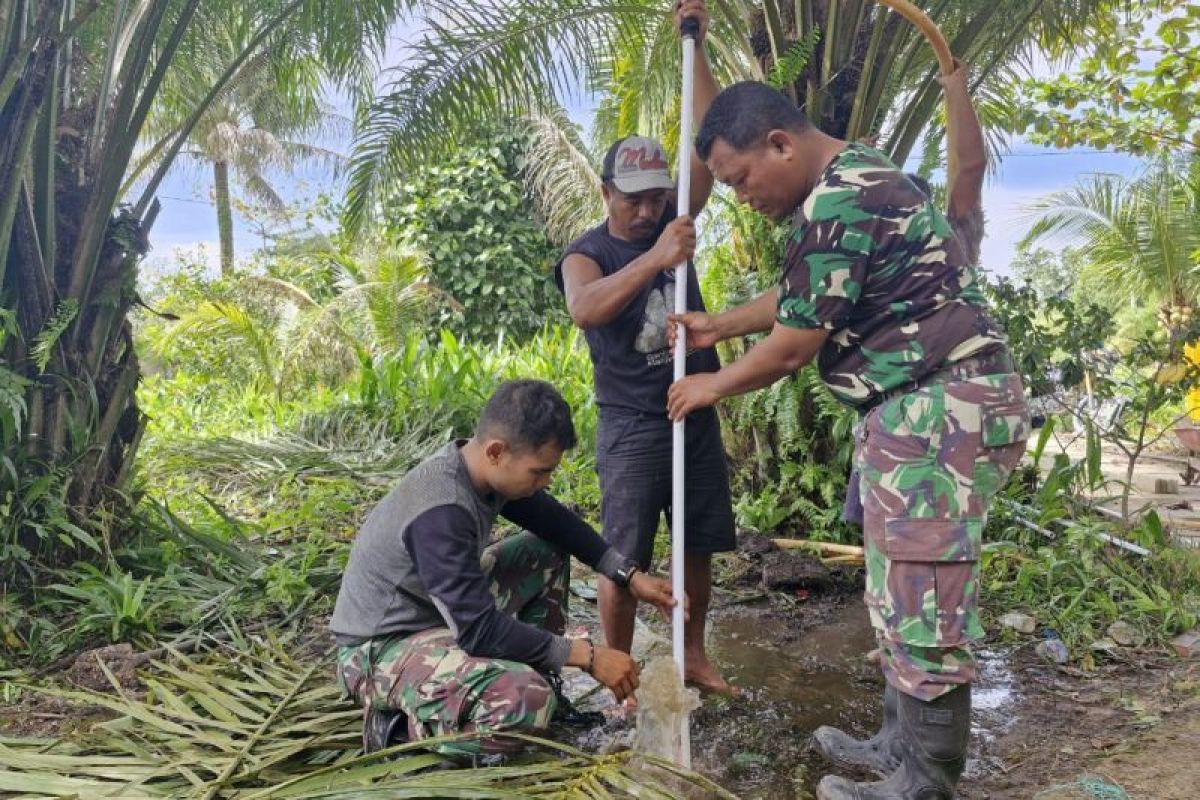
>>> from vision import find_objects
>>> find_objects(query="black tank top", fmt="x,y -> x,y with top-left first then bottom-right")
554,211 -> 721,416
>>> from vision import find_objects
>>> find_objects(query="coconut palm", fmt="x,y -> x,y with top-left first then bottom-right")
1022,153 -> 1200,332
136,12 -> 351,275
345,0 -> 1121,235
0,0 -> 411,583
154,243 -> 450,401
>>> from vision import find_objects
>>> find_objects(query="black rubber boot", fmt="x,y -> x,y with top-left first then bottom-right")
816,685 -> 971,800
545,671 -> 605,728
362,707 -> 410,754
812,685 -> 902,777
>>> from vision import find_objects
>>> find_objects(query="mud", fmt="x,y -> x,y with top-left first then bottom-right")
3,557 -> 1197,798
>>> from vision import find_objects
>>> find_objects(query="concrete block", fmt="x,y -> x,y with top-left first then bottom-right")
1133,475 -> 1179,495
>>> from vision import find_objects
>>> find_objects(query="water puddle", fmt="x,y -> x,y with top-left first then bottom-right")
562,596 -> 1021,797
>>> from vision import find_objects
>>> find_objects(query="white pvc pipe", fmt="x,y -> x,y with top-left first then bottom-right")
671,23 -> 697,770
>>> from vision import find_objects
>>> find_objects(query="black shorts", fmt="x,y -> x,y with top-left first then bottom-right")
595,406 -> 736,569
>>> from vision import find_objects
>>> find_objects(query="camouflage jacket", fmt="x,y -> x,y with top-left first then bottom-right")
777,143 -> 1006,409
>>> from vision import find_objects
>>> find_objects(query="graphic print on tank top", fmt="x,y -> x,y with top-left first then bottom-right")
634,278 -> 675,366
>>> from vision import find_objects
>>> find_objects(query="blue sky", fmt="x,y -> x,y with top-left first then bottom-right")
142,25 -> 1147,281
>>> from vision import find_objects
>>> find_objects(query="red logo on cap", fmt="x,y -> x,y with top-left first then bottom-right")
619,146 -> 668,171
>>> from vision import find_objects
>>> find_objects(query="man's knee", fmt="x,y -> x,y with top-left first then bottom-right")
472,665 -> 557,733
878,637 -> 976,701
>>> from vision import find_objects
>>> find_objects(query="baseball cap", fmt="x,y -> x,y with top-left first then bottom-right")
600,135 -> 675,194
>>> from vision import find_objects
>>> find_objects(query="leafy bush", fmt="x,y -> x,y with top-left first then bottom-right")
982,426 -> 1200,658
48,566 -> 164,646
701,197 -> 858,542
358,326 -> 600,518
382,130 -> 568,342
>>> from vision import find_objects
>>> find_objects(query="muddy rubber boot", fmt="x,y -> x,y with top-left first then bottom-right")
362,707 -> 410,754
812,685 -> 902,777
815,685 -> 971,800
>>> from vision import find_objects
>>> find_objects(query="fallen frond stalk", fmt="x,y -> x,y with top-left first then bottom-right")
0,636 -> 734,798
773,538 -> 865,557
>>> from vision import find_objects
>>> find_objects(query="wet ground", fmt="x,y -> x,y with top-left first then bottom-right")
564,592 -> 1019,798
4,550 -> 1197,798
559,556 -> 1199,799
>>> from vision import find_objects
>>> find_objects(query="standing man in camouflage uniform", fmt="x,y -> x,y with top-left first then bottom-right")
816,57 -> 996,795
331,380 -> 681,759
666,82 -> 1029,799
556,0 -> 736,695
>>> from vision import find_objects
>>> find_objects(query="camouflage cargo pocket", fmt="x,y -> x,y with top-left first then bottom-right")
882,517 -> 983,649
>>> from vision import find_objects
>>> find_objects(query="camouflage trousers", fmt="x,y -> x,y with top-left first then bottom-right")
335,532 -> 569,756
855,368 -> 1029,701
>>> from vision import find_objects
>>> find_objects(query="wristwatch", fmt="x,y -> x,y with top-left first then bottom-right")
612,559 -> 640,589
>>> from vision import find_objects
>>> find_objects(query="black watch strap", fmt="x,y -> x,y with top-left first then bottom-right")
613,561 -> 639,588
597,548 -> 639,588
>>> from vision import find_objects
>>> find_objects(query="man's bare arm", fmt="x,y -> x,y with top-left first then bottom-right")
940,59 -> 986,221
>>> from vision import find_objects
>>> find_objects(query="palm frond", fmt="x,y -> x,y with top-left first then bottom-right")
520,106 -> 604,245
156,413 -> 445,493
160,301 -> 282,393
344,0 -> 667,235
0,635 -> 734,798
1022,155 -> 1200,307
30,300 -> 80,374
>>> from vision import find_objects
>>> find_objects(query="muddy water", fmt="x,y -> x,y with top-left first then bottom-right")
565,597 -> 1017,798
691,603 -> 883,798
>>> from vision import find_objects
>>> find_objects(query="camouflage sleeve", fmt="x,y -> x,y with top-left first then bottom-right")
776,219 -> 874,331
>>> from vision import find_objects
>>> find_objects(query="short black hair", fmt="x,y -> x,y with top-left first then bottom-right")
695,81 -> 811,161
476,380 -> 577,452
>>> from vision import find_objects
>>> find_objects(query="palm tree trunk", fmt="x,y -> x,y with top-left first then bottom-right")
214,159 -> 234,275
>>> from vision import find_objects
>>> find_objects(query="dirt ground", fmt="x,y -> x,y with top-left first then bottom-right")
683,542 -> 1200,799
963,652 -> 1200,800
2,545 -> 1197,799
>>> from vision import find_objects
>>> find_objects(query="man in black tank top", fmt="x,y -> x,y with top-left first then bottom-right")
552,0 -> 736,696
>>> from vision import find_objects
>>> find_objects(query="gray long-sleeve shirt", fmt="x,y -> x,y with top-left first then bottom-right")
330,441 -> 624,672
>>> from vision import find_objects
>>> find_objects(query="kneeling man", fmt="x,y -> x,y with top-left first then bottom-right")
330,379 -> 679,758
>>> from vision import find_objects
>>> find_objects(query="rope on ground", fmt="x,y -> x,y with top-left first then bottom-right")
1032,774 -> 1131,800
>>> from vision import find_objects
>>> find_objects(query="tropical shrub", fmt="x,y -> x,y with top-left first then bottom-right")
382,131 -> 568,342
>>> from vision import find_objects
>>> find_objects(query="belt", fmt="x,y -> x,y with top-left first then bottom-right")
864,349 -> 1015,413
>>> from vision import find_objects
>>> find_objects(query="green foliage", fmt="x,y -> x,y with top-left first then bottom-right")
1021,153 -> 1200,314
140,241 -> 443,405
1016,1 -> 1200,154
48,566 -> 163,645
983,451 -> 1200,656
383,132 -> 567,342
767,28 -> 821,90
724,366 -> 858,542
1008,247 -> 1084,301
1,0 -> 414,592
1,466 -> 104,586
0,633 -> 734,798
360,326 -> 600,518
0,364 -> 30,443
345,0 -> 1113,230
701,197 -> 857,543
30,301 -> 79,374
983,274 -> 1114,396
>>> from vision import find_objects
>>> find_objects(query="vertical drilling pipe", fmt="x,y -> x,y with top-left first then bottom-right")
672,13 -> 700,769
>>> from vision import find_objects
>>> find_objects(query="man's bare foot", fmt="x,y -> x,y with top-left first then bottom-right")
685,654 -> 738,697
